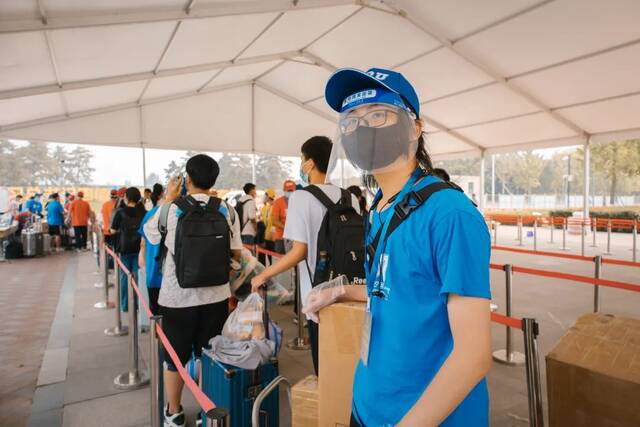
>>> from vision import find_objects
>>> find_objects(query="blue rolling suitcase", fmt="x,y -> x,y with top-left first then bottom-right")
200,352 -> 279,427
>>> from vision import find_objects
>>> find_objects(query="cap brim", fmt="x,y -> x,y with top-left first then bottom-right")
324,68 -> 399,113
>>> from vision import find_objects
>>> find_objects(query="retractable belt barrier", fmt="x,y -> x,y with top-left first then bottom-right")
103,245 -> 228,427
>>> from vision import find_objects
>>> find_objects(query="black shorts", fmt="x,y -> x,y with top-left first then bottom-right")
49,225 -> 61,236
160,299 -> 229,371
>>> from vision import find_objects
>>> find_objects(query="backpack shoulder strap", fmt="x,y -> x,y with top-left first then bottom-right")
174,195 -> 198,214
302,185 -> 335,209
339,188 -> 354,208
367,181 -> 463,261
205,196 -> 221,213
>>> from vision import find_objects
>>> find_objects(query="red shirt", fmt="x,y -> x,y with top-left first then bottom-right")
69,199 -> 92,226
271,196 -> 288,241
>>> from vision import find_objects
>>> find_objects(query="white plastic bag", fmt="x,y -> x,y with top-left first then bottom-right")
222,293 -> 266,341
303,275 -> 348,323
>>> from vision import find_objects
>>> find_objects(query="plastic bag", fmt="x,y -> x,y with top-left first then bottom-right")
230,248 -> 291,304
303,275 -> 348,323
222,292 -> 266,341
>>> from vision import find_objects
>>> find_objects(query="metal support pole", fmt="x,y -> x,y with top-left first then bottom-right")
287,266 -> 309,351
548,217 -> 554,244
479,153 -> 486,211
522,318 -> 544,427
493,265 -> 525,365
150,315 -> 164,427
593,256 -> 602,313
591,218 -> 597,247
115,273 -> 149,389
105,260 -> 128,336
559,218 -> 569,251
581,221 -> 586,256
633,222 -> 637,263
533,219 -> 538,251
204,408 -> 230,427
94,245 -> 115,309
604,220 -> 612,255
252,376 -> 291,427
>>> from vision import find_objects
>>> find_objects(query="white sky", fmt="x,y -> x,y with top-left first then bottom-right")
9,139 -> 575,186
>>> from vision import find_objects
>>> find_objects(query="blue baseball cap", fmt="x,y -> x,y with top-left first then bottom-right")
325,67 -> 420,116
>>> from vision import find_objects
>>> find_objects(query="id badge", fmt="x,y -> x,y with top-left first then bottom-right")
360,298 -> 372,366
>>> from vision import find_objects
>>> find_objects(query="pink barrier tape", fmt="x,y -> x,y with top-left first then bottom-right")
242,244 -> 285,259
104,245 -> 217,413
512,265 -> 640,293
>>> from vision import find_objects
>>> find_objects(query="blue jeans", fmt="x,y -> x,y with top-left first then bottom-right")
241,235 -> 255,244
119,253 -> 139,312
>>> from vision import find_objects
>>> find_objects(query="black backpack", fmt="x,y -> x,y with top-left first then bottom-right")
303,185 -> 366,287
118,209 -> 143,255
234,198 -> 250,234
171,196 -> 231,288
5,235 -> 23,259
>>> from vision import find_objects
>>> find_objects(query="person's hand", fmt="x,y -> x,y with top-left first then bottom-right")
302,275 -> 348,323
138,253 -> 145,270
165,176 -> 182,202
251,274 -> 268,293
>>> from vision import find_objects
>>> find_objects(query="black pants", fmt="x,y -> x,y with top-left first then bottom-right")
160,299 -> 229,370
74,226 -> 88,249
258,240 -> 275,266
350,413 -> 361,426
148,288 -> 161,316
307,319 -> 319,375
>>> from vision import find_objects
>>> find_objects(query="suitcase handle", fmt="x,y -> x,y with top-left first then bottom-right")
251,376 -> 291,427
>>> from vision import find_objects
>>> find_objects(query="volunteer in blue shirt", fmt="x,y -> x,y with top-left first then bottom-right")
26,194 -> 43,217
46,193 -> 65,252
307,68 -> 492,426
138,201 -> 163,315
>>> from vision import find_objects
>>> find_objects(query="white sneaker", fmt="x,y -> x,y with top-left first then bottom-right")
164,404 -> 185,427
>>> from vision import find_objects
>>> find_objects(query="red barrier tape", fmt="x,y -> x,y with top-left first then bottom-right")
491,312 -> 523,330
242,244 -> 284,259
511,265 -> 640,293
492,245 -> 640,268
490,263 -> 505,270
103,245 -> 217,414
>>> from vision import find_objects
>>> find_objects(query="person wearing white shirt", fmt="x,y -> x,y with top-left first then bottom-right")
237,183 -> 258,244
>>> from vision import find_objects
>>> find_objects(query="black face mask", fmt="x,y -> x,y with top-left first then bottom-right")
341,119 -> 413,172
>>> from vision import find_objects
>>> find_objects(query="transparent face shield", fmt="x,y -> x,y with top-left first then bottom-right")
326,103 -> 419,186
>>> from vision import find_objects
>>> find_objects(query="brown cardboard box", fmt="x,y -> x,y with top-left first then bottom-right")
546,313 -> 640,427
318,301 -> 366,427
292,375 -> 319,427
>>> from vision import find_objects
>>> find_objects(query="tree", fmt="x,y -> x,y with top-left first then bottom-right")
164,160 -> 182,182
145,172 -> 161,187
65,146 -> 94,185
255,155 -> 294,189
215,154 -> 253,190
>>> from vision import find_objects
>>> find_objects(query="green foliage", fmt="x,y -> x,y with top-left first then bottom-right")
0,140 -> 94,186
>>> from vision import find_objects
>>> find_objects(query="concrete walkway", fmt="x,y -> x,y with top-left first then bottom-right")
3,238 -> 639,426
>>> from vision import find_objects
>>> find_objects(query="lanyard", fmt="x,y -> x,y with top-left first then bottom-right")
365,167 -> 425,297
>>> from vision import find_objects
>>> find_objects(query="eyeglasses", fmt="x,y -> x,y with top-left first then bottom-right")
340,109 -> 398,134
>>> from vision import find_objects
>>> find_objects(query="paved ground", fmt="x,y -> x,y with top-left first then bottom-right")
1,227 -> 638,427
0,252 -> 70,427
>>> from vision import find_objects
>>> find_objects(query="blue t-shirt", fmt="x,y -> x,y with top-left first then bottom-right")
139,206 -> 163,289
46,200 -> 65,226
352,175 -> 491,427
26,199 -> 43,215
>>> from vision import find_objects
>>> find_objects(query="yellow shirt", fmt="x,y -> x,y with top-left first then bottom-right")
260,202 -> 274,241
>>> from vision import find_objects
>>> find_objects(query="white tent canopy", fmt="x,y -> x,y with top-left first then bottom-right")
2,0 -> 640,161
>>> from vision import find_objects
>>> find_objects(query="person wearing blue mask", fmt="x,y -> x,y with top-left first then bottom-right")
303,68 -> 492,426
138,193 -> 164,316
251,136 -> 361,375
26,194 -> 43,217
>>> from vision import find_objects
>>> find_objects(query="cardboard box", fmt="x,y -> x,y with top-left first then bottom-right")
546,313 -> 640,427
318,302 -> 366,427
292,375 -> 319,427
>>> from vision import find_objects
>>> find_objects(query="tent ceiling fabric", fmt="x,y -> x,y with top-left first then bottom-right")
1,0 -> 640,159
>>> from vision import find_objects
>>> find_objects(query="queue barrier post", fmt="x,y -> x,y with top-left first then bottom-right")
94,233 -> 106,285
559,218 -> 569,251
548,217 -> 554,244
492,264 -> 525,366
522,318 -> 544,427
533,219 -> 538,251
633,222 -> 637,263
591,219 -> 598,248
105,257 -> 128,336
493,221 -> 498,246
114,272 -> 149,389
94,244 -> 115,309
287,266 -> 310,351
604,220 -> 613,255
593,255 -> 602,313
517,217 -> 524,247
580,221 -> 586,257
150,315 -> 164,427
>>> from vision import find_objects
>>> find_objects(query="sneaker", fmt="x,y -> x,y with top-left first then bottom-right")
164,404 -> 185,427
